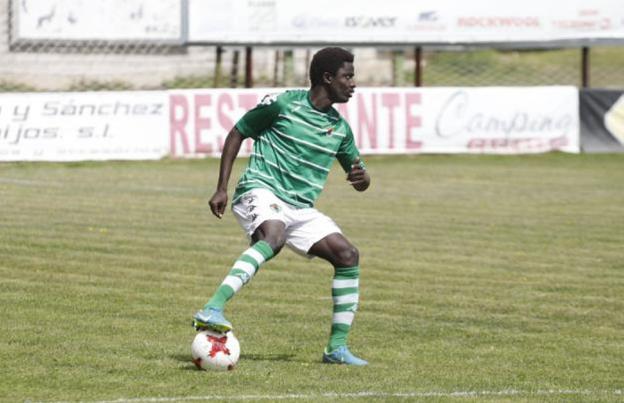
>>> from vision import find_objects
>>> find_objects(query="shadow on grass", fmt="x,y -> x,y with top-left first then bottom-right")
171,352 -> 297,370
171,354 -> 200,371
240,353 -> 296,362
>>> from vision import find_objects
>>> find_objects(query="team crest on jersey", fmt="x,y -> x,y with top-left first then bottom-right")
270,203 -> 282,213
259,93 -> 278,106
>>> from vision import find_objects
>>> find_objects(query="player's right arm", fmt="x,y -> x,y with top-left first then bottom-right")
209,92 -> 283,218
209,127 -> 245,219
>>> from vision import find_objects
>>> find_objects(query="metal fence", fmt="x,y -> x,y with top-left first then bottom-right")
1,1 -> 623,91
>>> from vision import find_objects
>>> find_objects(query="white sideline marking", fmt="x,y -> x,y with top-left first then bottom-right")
0,177 -> 196,193
42,389 -> 623,403
0,177 -> 63,187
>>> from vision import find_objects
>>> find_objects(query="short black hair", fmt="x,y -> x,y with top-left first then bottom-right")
309,47 -> 354,86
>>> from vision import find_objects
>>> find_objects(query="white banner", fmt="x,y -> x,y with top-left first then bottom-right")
0,87 -> 578,162
169,87 -> 580,157
0,92 -> 169,161
341,87 -> 579,154
188,0 -> 624,45
13,0 -> 182,41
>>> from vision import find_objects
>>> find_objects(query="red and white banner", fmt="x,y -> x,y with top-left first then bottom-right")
188,0 -> 624,46
340,87 -> 579,154
1,87 -> 579,162
0,91 -> 169,161
168,89 -> 265,158
169,87 -> 579,157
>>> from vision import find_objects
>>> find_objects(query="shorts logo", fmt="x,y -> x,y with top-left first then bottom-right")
270,203 -> 282,213
242,194 -> 256,204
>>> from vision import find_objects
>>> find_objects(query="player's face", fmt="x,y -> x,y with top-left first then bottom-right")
328,62 -> 356,103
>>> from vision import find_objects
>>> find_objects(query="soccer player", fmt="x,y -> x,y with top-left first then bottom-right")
193,47 -> 370,366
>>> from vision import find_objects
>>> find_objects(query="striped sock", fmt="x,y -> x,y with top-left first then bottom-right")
204,240 -> 274,310
327,266 -> 360,352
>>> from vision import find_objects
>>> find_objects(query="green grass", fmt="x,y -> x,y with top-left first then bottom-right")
416,47 -> 624,87
1,154 -> 623,402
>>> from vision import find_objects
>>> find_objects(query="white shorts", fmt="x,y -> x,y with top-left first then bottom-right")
232,188 -> 342,257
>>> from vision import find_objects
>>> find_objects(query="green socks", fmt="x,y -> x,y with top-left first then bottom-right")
327,266 -> 360,352
204,240 -> 274,310
205,244 -> 361,353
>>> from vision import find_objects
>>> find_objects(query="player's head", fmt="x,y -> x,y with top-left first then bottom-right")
309,47 -> 355,103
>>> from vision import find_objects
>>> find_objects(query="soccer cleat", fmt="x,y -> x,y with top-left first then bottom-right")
322,346 -> 368,366
193,308 -> 233,333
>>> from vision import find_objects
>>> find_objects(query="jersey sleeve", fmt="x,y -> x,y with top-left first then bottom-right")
336,123 -> 364,173
235,92 -> 284,139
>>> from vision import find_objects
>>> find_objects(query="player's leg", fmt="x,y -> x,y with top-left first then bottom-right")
194,190 -> 287,333
308,233 -> 368,366
194,220 -> 285,332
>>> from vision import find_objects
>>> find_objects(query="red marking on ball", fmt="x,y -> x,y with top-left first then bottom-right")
207,334 -> 231,357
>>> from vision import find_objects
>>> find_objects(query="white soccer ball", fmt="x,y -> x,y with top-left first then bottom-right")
191,330 -> 240,371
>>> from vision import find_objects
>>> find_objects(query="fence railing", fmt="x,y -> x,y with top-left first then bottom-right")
1,0 -> 623,92
2,44 -> 623,92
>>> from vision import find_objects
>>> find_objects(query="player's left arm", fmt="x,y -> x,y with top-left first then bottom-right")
337,125 -> 370,192
347,157 -> 370,192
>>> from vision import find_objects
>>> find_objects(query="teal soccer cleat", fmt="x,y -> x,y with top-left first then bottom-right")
322,346 -> 368,366
193,307 -> 233,333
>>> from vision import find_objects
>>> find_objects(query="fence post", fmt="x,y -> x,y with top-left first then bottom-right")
303,49 -> 311,86
414,46 -> 423,87
581,47 -> 590,88
245,46 -> 253,88
273,50 -> 281,87
230,50 -> 239,88
283,49 -> 294,86
214,46 -> 223,87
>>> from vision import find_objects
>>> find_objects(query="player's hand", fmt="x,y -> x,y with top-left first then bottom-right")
347,157 -> 370,192
209,189 -> 228,219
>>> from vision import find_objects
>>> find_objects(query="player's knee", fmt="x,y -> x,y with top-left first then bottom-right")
252,221 -> 286,255
336,245 -> 359,267
263,233 -> 286,255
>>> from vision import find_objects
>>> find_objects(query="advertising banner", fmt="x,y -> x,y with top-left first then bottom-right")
0,91 -> 170,161
12,0 -> 183,42
342,87 -> 579,154
168,89 -> 265,158
580,89 -> 624,152
169,87 -> 580,157
1,87 -> 579,162
11,0 -> 624,46
188,0 -> 624,46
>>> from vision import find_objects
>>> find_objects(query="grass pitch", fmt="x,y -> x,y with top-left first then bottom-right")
1,154 -> 623,402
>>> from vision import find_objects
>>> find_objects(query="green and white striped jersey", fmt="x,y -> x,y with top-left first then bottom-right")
233,89 -> 361,208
